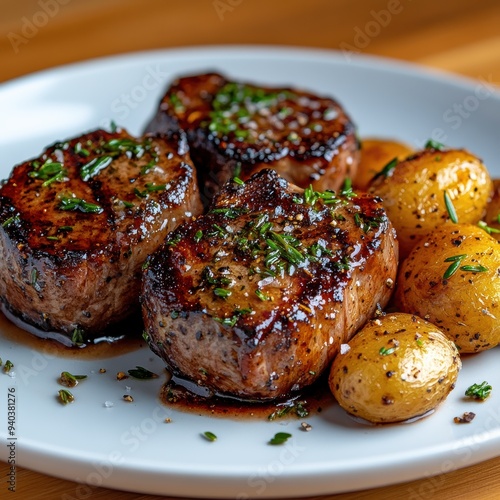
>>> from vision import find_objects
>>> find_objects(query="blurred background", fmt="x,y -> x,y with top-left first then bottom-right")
0,0 -> 500,83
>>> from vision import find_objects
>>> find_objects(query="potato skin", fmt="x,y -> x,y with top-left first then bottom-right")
329,313 -> 461,424
368,148 -> 493,259
354,138 -> 413,191
395,223 -> 500,353
485,179 -> 500,241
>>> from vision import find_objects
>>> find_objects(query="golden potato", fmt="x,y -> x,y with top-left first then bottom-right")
484,179 -> 500,241
354,138 -> 413,191
329,313 -> 461,424
368,148 -> 493,259
395,223 -> 500,353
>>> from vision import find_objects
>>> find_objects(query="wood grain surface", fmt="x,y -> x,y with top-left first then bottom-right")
1,0 -> 500,499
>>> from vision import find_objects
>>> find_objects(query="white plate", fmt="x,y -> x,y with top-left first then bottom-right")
1,46 -> 500,499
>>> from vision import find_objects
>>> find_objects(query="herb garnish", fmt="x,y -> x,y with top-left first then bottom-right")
444,190 -> 458,223
465,381 -> 492,401
80,155 -> 113,181
3,360 -> 13,373
425,139 -> 445,150
202,431 -> 217,442
372,157 -> 398,180
59,196 -> 103,214
268,432 -> 292,445
443,254 -> 488,279
127,366 -> 158,379
2,215 -> 20,228
58,389 -> 74,405
379,346 -> 396,356
59,371 -> 87,388
477,220 -> 500,235
71,327 -> 85,346
214,307 -> 252,327
268,401 -> 309,421
29,159 -> 67,187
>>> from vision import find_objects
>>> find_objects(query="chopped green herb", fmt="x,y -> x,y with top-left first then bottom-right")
268,401 -> 309,421
80,155 -> 113,181
478,220 -> 500,235
214,308 -> 252,327
127,366 -> 159,379
425,139 -> 445,150
372,157 -> 398,180
59,196 -> 103,214
255,289 -> 271,301
74,142 -> 90,157
46,236 -> 59,241
444,190 -> 458,223
460,264 -> 488,273
202,431 -> 217,442
443,254 -> 467,279
134,183 -> 167,197
268,432 -> 292,445
71,327 -> 85,346
443,254 -> 487,279
194,230 -> 203,243
465,381 -> 492,401
142,330 -> 150,342
379,346 -> 396,356
233,177 -> 245,185
3,360 -> 13,373
214,288 -> 232,299
58,389 -> 74,405
29,159 -> 67,187
2,215 -> 19,228
59,371 -> 87,388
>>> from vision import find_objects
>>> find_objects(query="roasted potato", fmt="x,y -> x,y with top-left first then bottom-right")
354,138 -> 413,191
484,179 -> 500,241
329,313 -> 461,424
395,223 -> 500,353
368,147 -> 493,259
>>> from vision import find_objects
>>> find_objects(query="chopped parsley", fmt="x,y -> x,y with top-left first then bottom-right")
268,432 -> 292,445
59,196 -> 103,214
465,381 -> 492,401
127,366 -> 158,379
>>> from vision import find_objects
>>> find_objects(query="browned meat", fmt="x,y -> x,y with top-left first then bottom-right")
145,72 -> 359,205
141,169 -> 398,401
0,127 -> 202,346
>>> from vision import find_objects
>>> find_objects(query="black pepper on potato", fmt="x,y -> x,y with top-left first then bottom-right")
329,313 -> 461,424
395,223 -> 500,353
368,146 -> 493,259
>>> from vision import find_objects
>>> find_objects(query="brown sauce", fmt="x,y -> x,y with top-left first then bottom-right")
0,304 -> 333,420
0,308 -> 145,359
160,373 -> 333,420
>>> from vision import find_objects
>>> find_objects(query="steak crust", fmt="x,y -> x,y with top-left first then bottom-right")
145,72 -> 359,204
141,169 -> 398,400
0,128 -> 202,345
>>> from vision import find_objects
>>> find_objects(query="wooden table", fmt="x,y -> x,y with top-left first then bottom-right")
1,0 -> 500,498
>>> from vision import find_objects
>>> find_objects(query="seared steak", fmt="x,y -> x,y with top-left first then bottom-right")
141,169 -> 398,400
145,72 -> 359,205
0,128 -> 202,345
